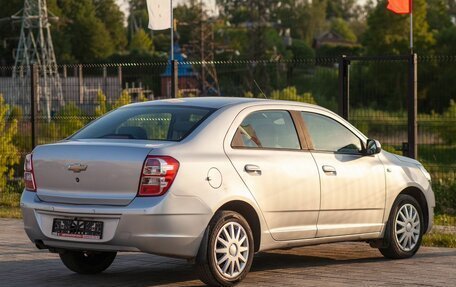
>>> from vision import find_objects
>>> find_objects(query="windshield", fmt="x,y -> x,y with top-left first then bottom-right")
71,105 -> 215,141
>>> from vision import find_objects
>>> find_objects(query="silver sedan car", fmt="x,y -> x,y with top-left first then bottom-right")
21,97 -> 434,286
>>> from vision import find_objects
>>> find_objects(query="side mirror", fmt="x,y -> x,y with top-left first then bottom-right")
365,139 -> 382,156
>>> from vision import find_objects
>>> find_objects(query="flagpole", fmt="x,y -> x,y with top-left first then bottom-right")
170,0 -> 178,98
171,0 -> 174,61
410,0 -> 413,54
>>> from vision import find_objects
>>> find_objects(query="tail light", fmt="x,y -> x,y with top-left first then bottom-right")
24,154 -> 36,192
138,156 -> 179,197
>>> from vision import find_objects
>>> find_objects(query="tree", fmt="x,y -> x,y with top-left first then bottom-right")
326,0 -> 358,21
331,18 -> 357,42
216,0 -> 291,59
362,0 -> 435,55
294,0 -> 328,45
0,0 -> 127,64
129,29 -> 154,54
93,0 -> 127,52
60,0 -> 115,62
0,95 -> 19,192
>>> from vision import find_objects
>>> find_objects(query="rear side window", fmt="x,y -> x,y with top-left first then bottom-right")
71,106 -> 214,141
232,110 -> 301,150
301,112 -> 362,154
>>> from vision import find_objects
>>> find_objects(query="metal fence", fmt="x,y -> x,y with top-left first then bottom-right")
0,56 -> 455,220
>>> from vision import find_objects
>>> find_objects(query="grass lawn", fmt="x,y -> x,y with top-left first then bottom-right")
423,233 -> 456,248
0,191 -> 21,219
0,206 -> 21,218
434,214 -> 456,226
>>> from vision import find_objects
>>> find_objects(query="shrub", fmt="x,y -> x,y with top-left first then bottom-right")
0,95 -> 20,192
94,89 -> 108,118
433,178 -> 456,215
270,86 -> 317,104
113,90 -> 131,109
438,100 -> 456,144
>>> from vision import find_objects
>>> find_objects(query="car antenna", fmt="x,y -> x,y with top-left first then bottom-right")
253,80 -> 268,99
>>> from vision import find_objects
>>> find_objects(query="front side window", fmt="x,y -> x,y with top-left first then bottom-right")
301,112 -> 362,154
72,106 -> 214,141
232,110 -> 300,150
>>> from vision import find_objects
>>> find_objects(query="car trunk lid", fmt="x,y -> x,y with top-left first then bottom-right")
33,139 -> 174,206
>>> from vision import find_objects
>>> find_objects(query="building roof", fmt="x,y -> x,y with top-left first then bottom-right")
313,31 -> 357,49
162,43 -> 198,77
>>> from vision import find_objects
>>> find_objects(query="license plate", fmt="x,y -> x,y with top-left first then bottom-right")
52,218 -> 103,240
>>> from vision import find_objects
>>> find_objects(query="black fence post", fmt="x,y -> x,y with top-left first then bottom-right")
338,55 -> 350,120
408,53 -> 418,159
171,60 -> 178,98
31,64 -> 38,150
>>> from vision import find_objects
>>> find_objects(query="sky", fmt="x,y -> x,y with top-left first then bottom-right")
116,0 -> 368,19
116,0 -> 218,17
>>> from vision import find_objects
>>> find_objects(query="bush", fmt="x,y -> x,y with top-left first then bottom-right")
270,86 -> 317,104
0,95 -> 20,192
95,89 -> 108,118
433,178 -> 456,215
438,100 -> 456,144
54,103 -> 86,138
113,90 -> 132,109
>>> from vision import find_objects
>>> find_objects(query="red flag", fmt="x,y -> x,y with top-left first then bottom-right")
387,0 -> 412,14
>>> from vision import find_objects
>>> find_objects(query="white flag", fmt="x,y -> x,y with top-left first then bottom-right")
147,0 -> 171,30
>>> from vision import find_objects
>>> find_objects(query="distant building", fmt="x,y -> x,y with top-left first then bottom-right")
161,43 -> 200,98
313,31 -> 357,49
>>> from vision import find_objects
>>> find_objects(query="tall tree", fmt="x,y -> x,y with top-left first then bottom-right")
326,0 -> 358,21
362,0 -> 435,55
93,0 -> 127,52
60,0 -> 115,62
129,28 -> 154,54
294,0 -> 328,45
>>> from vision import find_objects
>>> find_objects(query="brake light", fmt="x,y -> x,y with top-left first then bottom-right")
138,156 -> 180,197
24,154 -> 36,192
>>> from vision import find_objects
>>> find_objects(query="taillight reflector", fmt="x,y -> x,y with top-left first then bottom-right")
138,156 -> 179,197
24,154 -> 36,192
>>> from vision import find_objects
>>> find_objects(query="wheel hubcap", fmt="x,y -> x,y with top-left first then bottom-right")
214,222 -> 249,279
395,204 -> 420,252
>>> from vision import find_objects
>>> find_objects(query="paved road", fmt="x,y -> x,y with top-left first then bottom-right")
1,218 -> 455,287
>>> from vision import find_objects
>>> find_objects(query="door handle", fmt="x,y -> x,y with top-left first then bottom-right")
245,165 -> 262,176
322,165 -> 337,175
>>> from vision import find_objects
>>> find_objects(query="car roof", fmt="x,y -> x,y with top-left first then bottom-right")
125,97 -> 319,110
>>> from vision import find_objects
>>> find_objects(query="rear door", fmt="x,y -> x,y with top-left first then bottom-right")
300,111 -> 386,237
225,107 -> 321,241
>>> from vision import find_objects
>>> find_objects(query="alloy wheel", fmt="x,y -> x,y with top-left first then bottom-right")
213,222 -> 250,279
395,203 -> 421,252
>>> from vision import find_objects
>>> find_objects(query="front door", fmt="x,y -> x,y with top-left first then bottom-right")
300,111 -> 386,237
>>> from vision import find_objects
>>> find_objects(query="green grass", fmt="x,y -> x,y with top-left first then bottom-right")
434,214 -> 456,226
0,189 -> 22,219
0,206 -> 21,218
423,232 -> 456,248
419,145 -> 456,167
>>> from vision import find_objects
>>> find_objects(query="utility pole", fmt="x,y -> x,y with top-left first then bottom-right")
199,7 -> 220,97
183,1 -> 220,97
12,0 -> 63,121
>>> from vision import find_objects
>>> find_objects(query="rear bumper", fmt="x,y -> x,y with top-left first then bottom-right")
20,190 -> 213,259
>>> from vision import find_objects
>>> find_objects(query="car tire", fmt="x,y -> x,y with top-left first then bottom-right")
59,250 -> 117,274
196,211 -> 254,287
379,194 -> 424,259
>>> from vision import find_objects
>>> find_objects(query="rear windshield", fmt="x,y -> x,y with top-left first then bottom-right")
71,105 -> 215,141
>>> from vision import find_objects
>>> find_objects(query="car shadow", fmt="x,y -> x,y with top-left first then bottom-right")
1,247 -> 455,287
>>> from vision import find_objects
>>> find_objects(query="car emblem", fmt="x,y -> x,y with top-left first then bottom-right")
67,163 -> 88,173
